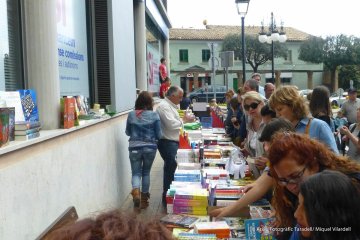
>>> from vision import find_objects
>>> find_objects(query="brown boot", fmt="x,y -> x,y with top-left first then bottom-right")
140,192 -> 150,209
131,188 -> 140,208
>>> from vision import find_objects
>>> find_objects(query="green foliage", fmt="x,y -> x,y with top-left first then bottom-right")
338,65 -> 360,90
323,35 -> 357,70
222,34 -> 288,72
298,36 -> 325,64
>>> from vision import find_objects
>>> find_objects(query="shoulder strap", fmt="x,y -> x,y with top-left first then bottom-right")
350,124 -> 357,133
305,118 -> 313,135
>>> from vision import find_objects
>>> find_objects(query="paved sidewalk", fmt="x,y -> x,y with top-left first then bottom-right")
120,151 -> 167,219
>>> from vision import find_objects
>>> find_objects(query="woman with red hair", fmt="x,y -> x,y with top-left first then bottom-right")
268,132 -> 360,239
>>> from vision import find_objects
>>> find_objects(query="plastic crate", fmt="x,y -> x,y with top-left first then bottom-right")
201,117 -> 213,128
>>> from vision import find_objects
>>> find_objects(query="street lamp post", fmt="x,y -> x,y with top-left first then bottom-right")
235,0 -> 250,84
258,12 -> 287,83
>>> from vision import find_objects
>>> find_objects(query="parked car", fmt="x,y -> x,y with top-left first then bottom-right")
298,89 -> 312,99
189,85 -> 227,103
330,91 -> 348,107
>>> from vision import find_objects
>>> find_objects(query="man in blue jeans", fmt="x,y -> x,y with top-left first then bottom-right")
156,86 -> 184,206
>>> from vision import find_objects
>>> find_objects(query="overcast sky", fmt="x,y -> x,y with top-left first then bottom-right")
167,0 -> 360,37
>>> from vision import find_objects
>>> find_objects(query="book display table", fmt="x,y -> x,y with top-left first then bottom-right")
161,120 -> 276,239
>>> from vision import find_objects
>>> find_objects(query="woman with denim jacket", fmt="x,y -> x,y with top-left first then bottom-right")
126,91 -> 162,209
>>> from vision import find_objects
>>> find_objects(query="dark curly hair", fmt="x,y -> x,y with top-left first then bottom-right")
299,170 -> 360,240
48,209 -> 174,240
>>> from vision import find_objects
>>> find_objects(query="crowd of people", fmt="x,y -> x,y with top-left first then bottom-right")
49,68 -> 360,239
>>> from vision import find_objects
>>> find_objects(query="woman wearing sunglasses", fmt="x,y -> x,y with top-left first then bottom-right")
269,85 -> 338,153
240,91 -> 267,178
268,132 -> 360,240
293,170 -> 360,240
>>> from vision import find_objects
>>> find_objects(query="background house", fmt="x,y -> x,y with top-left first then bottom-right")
169,25 -> 324,93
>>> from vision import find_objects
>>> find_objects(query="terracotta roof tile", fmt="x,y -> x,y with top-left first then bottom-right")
170,25 -> 310,41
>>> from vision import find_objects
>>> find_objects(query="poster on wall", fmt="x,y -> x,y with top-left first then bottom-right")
146,43 -> 160,93
56,0 -> 89,98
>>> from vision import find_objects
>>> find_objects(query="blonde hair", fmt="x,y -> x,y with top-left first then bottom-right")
242,91 -> 264,104
268,85 -> 309,120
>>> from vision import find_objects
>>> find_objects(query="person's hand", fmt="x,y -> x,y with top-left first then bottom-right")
240,148 -> 249,158
182,114 -> 195,123
208,207 -> 224,217
255,156 -> 268,170
339,126 -> 349,135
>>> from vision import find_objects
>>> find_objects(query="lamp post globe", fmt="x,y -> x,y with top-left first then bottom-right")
235,0 -> 250,83
258,12 -> 286,84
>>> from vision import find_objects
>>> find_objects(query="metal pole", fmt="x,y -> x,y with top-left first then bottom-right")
271,12 -> 275,83
271,41 -> 275,83
211,43 -> 216,100
226,67 -> 229,91
241,16 -> 246,83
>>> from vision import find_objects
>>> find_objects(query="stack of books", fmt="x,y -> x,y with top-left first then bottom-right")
166,181 -> 203,214
160,214 -> 201,229
177,233 -> 217,240
14,121 -> 41,141
174,169 -> 202,182
194,221 -> 231,239
173,189 -> 208,215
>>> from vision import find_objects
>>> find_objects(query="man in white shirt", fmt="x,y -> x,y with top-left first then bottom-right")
251,73 -> 265,97
341,87 -> 360,125
156,86 -> 184,206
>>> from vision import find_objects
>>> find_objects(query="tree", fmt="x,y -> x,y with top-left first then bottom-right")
338,65 -> 360,90
298,36 -> 325,64
222,34 -> 288,72
299,35 -> 360,91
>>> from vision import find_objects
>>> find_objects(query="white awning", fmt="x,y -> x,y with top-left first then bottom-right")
265,72 -> 292,78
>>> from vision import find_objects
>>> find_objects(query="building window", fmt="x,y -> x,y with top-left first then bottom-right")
284,50 -> 292,62
179,49 -> 188,63
0,0 -> 24,91
57,0 -> 90,98
281,78 -> 292,84
202,49 -> 210,62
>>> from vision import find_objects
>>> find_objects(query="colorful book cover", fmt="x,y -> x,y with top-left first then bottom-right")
245,218 -> 277,240
63,97 -> 75,129
74,95 -> 90,116
0,108 -> 10,147
8,107 -> 15,141
160,214 -> 200,228
0,91 -> 25,122
18,89 -> 39,122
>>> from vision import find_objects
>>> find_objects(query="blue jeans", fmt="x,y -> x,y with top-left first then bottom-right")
129,147 -> 157,193
157,139 -> 179,199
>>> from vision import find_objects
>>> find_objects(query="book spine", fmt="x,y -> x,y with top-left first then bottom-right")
15,131 -> 40,141
174,195 -> 208,200
173,206 -> 207,211
15,127 -> 39,136
173,199 -> 208,206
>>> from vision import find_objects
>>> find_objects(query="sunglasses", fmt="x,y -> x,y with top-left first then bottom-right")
243,102 -> 260,111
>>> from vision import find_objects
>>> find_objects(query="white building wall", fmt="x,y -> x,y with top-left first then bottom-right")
0,116 -> 131,239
